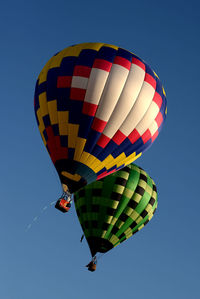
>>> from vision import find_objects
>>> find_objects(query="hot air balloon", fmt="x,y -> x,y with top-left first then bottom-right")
74,163 -> 157,271
34,42 -> 166,200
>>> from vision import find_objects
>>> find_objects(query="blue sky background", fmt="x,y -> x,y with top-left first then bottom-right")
1,0 -> 200,298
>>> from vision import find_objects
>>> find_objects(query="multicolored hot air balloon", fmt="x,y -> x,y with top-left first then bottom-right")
74,163 -> 157,271
34,43 -> 167,195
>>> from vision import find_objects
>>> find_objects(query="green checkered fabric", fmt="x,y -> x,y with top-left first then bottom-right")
74,164 -> 157,256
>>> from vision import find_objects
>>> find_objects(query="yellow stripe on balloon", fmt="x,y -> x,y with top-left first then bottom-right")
48,100 -> 58,125
67,123 -> 79,148
122,152 -> 142,167
61,171 -> 81,182
36,108 -> 46,145
109,235 -> 120,246
38,92 -> 48,116
38,56 -> 56,84
58,111 -> 69,135
74,138 -> 87,161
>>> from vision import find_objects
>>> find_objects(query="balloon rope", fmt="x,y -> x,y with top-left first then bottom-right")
25,200 -> 56,232
96,248 -> 112,261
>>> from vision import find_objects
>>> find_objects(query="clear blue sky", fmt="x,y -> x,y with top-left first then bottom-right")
1,0 -> 200,298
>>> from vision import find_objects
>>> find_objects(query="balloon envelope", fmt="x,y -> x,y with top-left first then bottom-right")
34,43 -> 167,193
74,163 -> 157,257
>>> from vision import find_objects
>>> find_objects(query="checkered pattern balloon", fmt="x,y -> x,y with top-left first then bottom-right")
34,43 -> 167,193
74,163 -> 157,256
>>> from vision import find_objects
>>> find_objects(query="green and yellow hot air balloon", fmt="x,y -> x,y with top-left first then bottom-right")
74,163 -> 157,271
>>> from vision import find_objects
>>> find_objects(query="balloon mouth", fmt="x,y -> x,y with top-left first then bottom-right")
55,159 -> 97,193
87,237 -> 114,256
